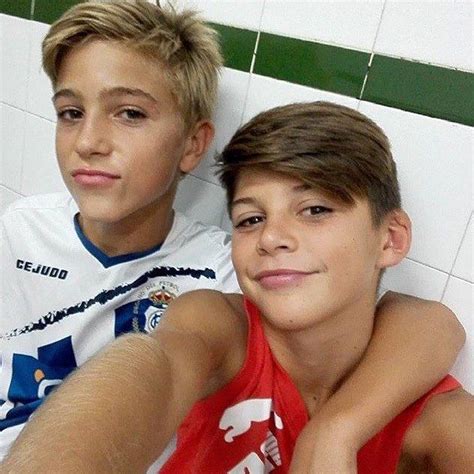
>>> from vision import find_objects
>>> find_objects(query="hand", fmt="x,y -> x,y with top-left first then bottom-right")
289,416 -> 358,474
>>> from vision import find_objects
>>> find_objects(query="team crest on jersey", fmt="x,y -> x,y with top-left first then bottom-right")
1,336 -> 77,430
114,281 -> 178,336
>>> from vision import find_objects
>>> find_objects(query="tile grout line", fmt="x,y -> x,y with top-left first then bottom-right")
440,210 -> 474,300
2,103 -> 57,124
0,183 -> 25,197
29,0 -> 35,20
238,0 -> 266,126
359,0 -> 387,101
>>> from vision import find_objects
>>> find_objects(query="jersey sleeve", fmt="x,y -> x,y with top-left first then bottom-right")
211,232 -> 241,294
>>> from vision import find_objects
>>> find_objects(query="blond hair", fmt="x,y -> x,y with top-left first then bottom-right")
218,101 -> 401,225
42,0 -> 222,126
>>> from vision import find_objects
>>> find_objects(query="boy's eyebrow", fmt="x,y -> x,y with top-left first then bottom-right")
99,87 -> 159,104
52,89 -> 80,103
230,197 -> 256,210
231,184 -> 313,210
52,87 -> 159,104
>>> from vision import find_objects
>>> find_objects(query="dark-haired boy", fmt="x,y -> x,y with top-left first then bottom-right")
3,102 -> 472,472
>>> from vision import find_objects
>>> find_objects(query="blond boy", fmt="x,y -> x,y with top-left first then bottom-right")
0,1 -> 466,468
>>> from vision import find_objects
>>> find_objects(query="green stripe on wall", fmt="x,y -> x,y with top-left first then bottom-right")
2,0 -> 31,19
33,0 -> 82,24
1,2 -> 472,127
363,55 -> 474,126
254,33 -> 370,99
210,23 -> 257,73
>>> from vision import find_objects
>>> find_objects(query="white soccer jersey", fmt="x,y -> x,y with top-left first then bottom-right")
0,192 -> 239,458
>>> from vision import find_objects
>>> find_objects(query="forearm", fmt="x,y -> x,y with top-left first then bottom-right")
2,333 -> 203,472
319,291 -> 465,445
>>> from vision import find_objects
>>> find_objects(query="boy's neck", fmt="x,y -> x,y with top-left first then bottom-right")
265,296 -> 376,416
78,200 -> 175,257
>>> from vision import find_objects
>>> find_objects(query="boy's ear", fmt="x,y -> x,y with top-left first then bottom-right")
179,120 -> 215,173
377,209 -> 412,269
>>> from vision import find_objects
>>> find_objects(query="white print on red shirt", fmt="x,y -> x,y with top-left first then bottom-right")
219,398 -> 283,473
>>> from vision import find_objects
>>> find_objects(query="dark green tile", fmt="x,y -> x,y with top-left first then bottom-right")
1,0 -> 31,19
363,55 -> 474,126
254,33 -> 370,98
210,23 -> 257,72
33,0 -> 83,24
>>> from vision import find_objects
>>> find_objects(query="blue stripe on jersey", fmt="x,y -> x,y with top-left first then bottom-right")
1,265 -> 216,340
74,214 -> 163,268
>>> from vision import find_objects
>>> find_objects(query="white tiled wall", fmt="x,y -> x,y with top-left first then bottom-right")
374,1 -> 472,70
1,1 -> 472,393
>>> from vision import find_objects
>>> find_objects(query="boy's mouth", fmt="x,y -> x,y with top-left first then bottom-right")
254,269 -> 316,290
71,168 -> 120,186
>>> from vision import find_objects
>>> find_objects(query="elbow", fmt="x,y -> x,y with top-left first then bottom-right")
440,303 -> 466,352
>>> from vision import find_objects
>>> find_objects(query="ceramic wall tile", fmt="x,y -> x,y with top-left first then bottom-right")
1,1 -> 31,19
452,215 -> 473,283
0,185 -> 22,216
442,276 -> 473,392
1,15 -> 30,109
191,68 -> 251,185
362,55 -> 473,126
25,21 -> 56,122
381,258 -> 448,301
20,114 -> 66,195
375,1 -> 472,70
243,74 -> 359,124
1,104 -> 25,192
179,0 -> 265,31
359,101 -> 472,273
254,32 -> 369,98
33,0 -> 82,25
260,0 -> 384,51
175,174 -> 227,227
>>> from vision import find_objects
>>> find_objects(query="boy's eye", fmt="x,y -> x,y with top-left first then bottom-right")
57,108 -> 83,121
119,108 -> 147,121
234,215 -> 264,229
301,205 -> 332,216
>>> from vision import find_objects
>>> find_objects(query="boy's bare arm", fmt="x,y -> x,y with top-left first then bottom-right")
407,388 -> 474,472
2,290 -> 243,473
290,291 -> 465,472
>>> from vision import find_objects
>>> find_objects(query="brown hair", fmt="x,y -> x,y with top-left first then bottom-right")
218,101 -> 401,225
42,0 -> 222,126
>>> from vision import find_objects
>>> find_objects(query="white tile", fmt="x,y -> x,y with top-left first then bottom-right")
243,74 -> 359,123
174,174 -> 227,227
179,0 -> 265,30
359,101 -> 472,273
1,15 -> 30,109
381,258 -> 448,301
1,104 -> 25,191
260,0 -> 384,51
375,1 -> 472,70
26,21 -> 56,122
442,276 -> 473,392
0,185 -> 22,216
191,68 -> 251,185
20,114 -> 66,195
452,215 -> 473,283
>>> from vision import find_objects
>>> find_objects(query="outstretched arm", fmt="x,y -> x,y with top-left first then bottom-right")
2,291 -> 241,473
290,292 -> 465,473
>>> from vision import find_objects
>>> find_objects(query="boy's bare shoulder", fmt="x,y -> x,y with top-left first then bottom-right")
164,290 -> 245,322
158,290 -> 248,395
401,387 -> 474,472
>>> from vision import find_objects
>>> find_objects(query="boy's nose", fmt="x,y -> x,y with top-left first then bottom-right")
74,117 -> 111,159
256,219 -> 298,255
